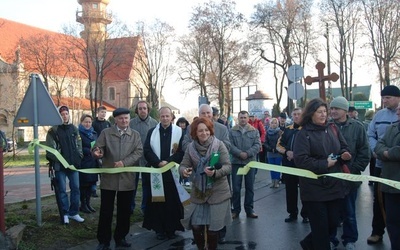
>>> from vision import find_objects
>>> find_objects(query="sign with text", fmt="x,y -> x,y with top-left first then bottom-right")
348,101 -> 373,109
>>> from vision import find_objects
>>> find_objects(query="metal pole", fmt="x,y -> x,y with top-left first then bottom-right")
32,74 -> 42,226
0,146 -> 5,234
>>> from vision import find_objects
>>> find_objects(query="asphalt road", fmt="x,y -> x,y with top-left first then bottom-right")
2,161 -> 391,250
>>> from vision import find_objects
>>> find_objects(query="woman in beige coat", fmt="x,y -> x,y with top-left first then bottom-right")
179,117 -> 232,250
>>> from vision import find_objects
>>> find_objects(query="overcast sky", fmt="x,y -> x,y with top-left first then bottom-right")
0,0 -> 260,34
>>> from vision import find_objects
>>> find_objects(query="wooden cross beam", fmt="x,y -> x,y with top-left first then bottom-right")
304,62 -> 339,101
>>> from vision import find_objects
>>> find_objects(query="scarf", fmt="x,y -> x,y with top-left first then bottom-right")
149,124 -> 182,202
188,136 -> 220,200
78,124 -> 95,139
267,126 -> 281,136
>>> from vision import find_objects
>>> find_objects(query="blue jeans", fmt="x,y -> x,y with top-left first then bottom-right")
231,164 -> 256,215
385,193 -> 400,250
342,186 -> 359,244
330,186 -> 359,246
55,169 -> 80,216
268,157 -> 282,180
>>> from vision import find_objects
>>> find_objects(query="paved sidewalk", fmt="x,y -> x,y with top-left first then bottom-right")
3,166 -> 52,204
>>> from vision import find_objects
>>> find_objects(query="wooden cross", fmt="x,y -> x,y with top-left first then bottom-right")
304,62 -> 339,101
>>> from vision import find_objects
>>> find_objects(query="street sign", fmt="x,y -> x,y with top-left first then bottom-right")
287,65 -> 304,82
13,75 -> 62,127
348,101 -> 373,109
12,74 -> 62,227
288,82 -> 305,100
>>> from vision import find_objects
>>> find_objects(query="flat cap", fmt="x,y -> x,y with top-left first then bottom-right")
113,108 -> 130,117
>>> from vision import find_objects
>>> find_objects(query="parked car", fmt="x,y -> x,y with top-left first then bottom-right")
6,138 -> 17,152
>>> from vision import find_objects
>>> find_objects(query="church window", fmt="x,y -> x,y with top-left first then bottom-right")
109,87 -> 115,101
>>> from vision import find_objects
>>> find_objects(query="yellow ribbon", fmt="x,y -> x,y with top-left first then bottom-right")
28,139 -> 177,174
239,161 -> 400,191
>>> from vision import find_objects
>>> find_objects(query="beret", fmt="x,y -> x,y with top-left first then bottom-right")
113,108 -> 130,117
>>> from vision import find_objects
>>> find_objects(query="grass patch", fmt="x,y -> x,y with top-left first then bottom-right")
5,184 -> 144,250
3,152 -> 47,167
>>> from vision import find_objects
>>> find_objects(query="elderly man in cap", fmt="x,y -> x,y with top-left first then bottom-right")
92,108 -> 143,250
46,105 -> 83,224
367,85 -> 400,245
329,96 -> 371,250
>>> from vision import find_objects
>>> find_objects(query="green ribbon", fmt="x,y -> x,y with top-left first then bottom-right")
28,139 -> 177,174
239,161 -> 400,191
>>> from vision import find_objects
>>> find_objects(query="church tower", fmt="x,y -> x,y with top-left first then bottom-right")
76,0 -> 112,42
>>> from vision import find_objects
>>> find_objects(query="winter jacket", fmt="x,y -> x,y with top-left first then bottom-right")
368,107 -> 398,167
265,127 -> 282,158
229,123 -> 261,165
293,122 -> 350,202
332,117 -> 371,175
79,125 -> 99,185
93,126 -> 143,191
249,118 -> 266,144
179,138 -> 231,204
129,115 -> 158,166
276,123 -> 301,167
46,124 -> 83,171
92,118 -> 111,136
375,123 -> 400,193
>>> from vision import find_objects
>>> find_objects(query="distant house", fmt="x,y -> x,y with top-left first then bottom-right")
0,1 -> 149,141
304,85 -> 372,101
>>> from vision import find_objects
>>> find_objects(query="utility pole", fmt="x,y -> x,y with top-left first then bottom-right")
325,23 -> 332,103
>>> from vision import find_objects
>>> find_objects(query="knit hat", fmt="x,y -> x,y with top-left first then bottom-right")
58,106 -> 69,113
381,85 -> 400,97
330,96 -> 349,111
279,112 -> 287,119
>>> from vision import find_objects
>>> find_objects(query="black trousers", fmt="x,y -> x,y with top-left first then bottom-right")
97,189 -> 133,245
372,167 -> 386,236
302,199 -> 344,250
284,174 -> 307,218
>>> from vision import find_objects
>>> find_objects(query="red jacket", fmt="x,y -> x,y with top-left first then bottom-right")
249,118 -> 266,144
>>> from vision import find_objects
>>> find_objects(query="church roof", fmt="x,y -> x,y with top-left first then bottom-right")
51,96 -> 116,111
0,18 -> 140,81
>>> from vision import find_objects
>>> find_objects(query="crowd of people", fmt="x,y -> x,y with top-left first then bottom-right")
43,85 -> 400,250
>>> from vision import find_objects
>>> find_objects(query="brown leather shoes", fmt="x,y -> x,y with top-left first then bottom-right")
246,213 -> 258,219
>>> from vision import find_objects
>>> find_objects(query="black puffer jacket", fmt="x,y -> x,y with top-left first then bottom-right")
293,122 -> 350,202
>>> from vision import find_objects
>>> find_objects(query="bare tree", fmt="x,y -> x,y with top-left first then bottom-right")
250,0 -> 314,111
63,19 -> 134,115
131,19 -> 175,109
18,33 -> 75,104
320,0 -> 364,100
176,28 -> 211,102
362,0 -> 400,90
187,0 -> 257,115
